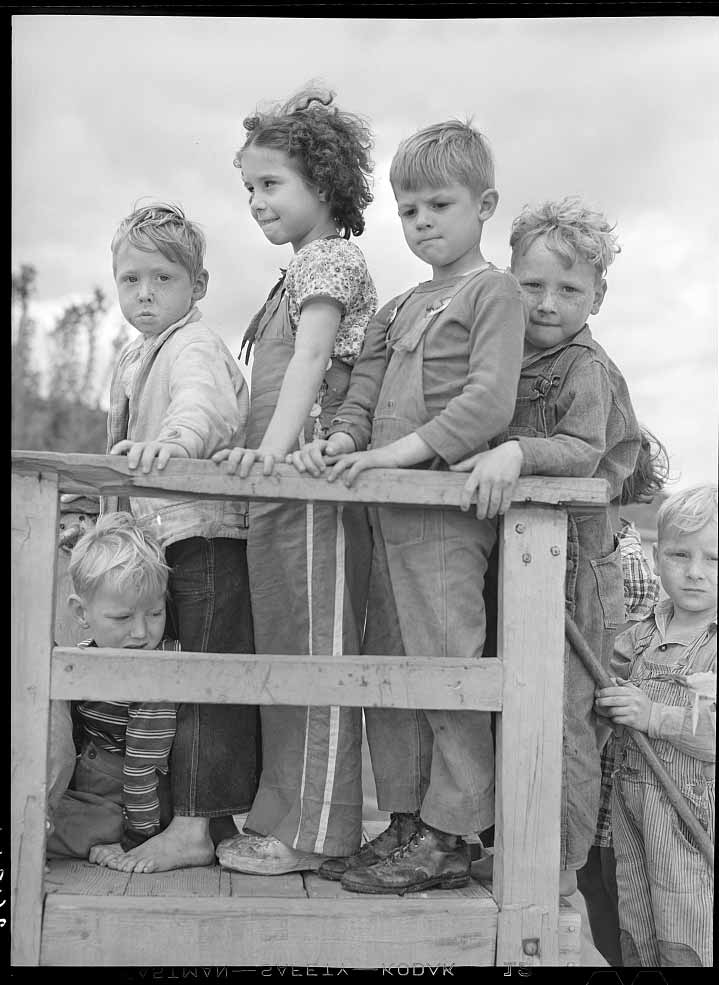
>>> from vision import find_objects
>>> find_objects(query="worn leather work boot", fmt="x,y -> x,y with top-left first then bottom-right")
340,821 -> 470,895
317,811 -> 420,882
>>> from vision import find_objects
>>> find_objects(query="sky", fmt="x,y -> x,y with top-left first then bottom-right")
11,11 -> 719,490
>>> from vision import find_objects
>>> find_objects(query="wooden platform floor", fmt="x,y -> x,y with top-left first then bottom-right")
41,855 -> 598,968
39,761 -> 604,967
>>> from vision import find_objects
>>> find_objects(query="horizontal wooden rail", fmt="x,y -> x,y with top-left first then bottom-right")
12,451 -> 584,967
12,450 -> 610,509
52,647 -> 503,710
41,893 -> 499,966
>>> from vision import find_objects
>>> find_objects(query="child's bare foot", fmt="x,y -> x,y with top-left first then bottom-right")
118,817 -> 216,873
89,842 -> 128,868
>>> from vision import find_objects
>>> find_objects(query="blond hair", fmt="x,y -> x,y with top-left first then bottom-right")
656,484 -> 718,542
69,512 -> 169,601
510,196 -> 620,280
390,119 -> 495,197
111,202 -> 206,281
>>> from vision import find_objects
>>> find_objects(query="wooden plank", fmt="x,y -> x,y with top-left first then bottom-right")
44,858 -> 132,896
494,505 -> 567,967
124,864 -> 224,897
13,450 -> 610,509
51,647 -> 504,710
558,897 -> 582,966
228,871 -> 307,898
40,894 -> 498,967
11,472 -> 59,965
219,866 -> 232,897
305,871 -> 494,901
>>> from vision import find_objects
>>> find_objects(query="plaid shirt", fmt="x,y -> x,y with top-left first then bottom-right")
595,736 -> 619,848
594,520 -> 661,847
619,520 -> 660,621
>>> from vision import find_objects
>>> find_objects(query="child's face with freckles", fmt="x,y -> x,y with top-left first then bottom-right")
511,236 -> 606,351
653,521 -> 718,624
114,241 -> 208,338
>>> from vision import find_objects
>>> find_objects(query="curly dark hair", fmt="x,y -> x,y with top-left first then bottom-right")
621,425 -> 671,505
235,84 -> 374,238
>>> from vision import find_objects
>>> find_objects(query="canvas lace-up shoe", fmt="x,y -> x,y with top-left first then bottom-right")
318,811 -> 420,882
216,832 -> 325,875
340,821 -> 470,895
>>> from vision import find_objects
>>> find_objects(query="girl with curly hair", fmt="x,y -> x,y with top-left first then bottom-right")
214,85 -> 377,875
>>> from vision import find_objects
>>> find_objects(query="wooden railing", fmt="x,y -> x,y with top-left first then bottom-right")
11,450 -> 609,967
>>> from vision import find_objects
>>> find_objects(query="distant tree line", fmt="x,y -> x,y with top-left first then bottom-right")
12,265 -> 129,453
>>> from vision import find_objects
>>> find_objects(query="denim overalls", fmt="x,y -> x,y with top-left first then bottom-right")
504,342 -> 626,870
241,274 -> 372,858
612,627 -> 715,967
362,267 -> 497,836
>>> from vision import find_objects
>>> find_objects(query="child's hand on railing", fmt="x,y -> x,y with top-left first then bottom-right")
450,442 -> 524,519
213,446 -> 283,478
326,447 -> 396,487
287,434 -> 356,476
111,440 -> 189,473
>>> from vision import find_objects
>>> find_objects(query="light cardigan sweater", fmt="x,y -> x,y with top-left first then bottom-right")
103,306 -> 249,547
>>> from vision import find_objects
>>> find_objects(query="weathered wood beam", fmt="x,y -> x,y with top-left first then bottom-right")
494,505 -> 567,967
11,472 -> 59,965
41,893 -> 499,967
52,647 -> 503,710
12,450 -> 609,509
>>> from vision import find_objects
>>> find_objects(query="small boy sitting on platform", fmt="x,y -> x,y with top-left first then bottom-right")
595,483 -> 716,967
454,197 -> 642,896
46,512 -> 178,870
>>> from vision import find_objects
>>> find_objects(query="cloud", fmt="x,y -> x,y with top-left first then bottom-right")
12,13 -> 718,488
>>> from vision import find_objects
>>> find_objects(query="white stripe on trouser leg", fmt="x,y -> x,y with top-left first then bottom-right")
292,503 -> 315,849
313,505 -> 345,853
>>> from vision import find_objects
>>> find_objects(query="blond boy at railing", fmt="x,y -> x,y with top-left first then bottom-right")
46,513 -> 178,866
291,120 -> 526,893
595,484 -> 716,967
102,203 -> 259,872
453,198 -> 642,896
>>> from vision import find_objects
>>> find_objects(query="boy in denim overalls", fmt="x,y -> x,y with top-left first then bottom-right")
454,197 -> 642,895
290,120 -> 526,893
595,484 -> 716,967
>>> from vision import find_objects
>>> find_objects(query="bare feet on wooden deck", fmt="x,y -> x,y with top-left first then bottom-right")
89,842 -> 130,869
89,818 -> 216,873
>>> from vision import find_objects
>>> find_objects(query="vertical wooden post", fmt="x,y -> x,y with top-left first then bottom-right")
494,504 -> 567,967
11,472 -> 59,965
